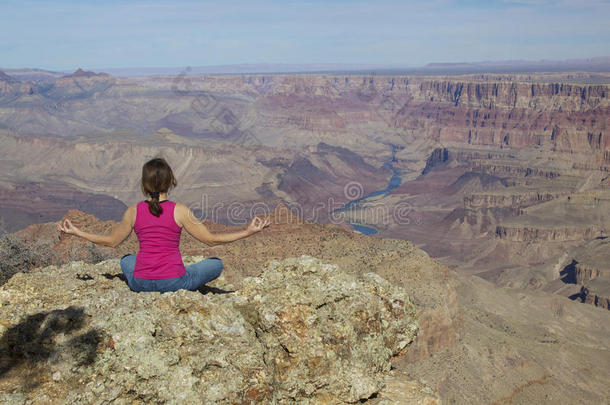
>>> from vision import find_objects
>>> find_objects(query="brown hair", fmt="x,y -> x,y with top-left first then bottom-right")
141,157 -> 177,217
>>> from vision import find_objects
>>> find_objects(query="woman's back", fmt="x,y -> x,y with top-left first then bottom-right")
133,200 -> 186,279
59,156 -> 267,293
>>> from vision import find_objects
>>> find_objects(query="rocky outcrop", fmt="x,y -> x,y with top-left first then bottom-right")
495,225 -> 605,242
417,81 -> 609,110
574,262 -> 610,284
62,68 -> 104,79
580,279 -> 610,310
422,148 -> 450,174
0,71 -> 20,96
464,192 -> 565,209
233,256 -> 419,403
2,208 -> 610,403
470,163 -> 561,179
0,71 -> 35,101
0,255 -> 425,404
560,237 -> 610,309
43,68 -> 116,101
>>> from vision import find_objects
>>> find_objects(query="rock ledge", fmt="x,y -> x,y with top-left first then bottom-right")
0,255 -> 420,404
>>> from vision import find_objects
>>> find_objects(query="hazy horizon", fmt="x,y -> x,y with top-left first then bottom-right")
4,56 -> 610,78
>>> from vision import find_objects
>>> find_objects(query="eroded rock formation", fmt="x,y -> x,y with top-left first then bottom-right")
1,68 -> 609,314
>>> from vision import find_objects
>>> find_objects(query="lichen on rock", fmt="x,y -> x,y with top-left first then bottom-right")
233,256 -> 419,403
0,255 -> 418,404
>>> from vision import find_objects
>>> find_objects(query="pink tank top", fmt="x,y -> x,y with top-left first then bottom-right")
133,200 -> 186,279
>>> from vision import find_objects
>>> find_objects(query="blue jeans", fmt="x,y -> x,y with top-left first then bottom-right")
120,254 -> 223,293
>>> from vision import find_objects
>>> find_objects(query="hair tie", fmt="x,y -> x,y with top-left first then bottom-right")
149,191 -> 160,199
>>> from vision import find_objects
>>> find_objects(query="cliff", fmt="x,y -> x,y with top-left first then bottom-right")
0,72 -> 608,155
574,262 -> 610,284
495,225 -> 605,242
580,279 -> 610,310
464,192 -> 565,209
562,238 -> 610,310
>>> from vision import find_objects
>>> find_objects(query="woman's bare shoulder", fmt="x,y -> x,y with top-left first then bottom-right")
126,204 -> 138,214
173,202 -> 192,226
174,202 -> 189,213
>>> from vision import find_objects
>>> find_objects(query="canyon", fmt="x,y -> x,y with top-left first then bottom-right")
1,67 -> 610,310
0,65 -> 609,401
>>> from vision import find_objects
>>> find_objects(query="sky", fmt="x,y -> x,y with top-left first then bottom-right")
1,0 -> 609,71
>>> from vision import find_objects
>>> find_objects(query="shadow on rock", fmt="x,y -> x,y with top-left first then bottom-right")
101,272 -> 126,282
560,259 -> 577,284
0,306 -> 103,389
197,285 -> 235,295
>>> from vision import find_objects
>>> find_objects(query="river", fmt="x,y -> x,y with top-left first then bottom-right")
334,145 -> 403,235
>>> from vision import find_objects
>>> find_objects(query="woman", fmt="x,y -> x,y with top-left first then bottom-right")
57,157 -> 270,293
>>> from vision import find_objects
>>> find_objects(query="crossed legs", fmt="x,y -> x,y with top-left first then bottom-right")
119,254 -> 223,293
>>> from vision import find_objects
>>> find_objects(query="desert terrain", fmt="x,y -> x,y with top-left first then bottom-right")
0,65 -> 609,402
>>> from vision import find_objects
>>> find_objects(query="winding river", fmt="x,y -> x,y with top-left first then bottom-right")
334,145 -> 403,235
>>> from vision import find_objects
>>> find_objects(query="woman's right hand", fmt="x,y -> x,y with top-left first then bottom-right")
57,218 -> 81,236
247,216 -> 271,234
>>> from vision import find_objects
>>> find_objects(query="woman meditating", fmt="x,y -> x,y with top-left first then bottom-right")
57,157 -> 270,293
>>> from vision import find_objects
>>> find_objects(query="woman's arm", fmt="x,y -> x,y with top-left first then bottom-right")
57,205 -> 136,248
176,203 -> 270,246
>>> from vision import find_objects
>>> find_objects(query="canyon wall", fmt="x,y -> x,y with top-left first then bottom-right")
1,71 -> 608,155
495,225 -> 605,242
1,69 -> 610,310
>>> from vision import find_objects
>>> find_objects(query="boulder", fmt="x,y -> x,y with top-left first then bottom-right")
0,255 -> 419,404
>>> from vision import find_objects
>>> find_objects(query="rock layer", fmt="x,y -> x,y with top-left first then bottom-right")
581,279 -> 610,310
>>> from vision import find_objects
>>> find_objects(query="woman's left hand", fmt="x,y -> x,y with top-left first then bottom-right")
57,218 -> 81,236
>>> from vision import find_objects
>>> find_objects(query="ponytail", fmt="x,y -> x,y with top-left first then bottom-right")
147,191 -> 162,217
